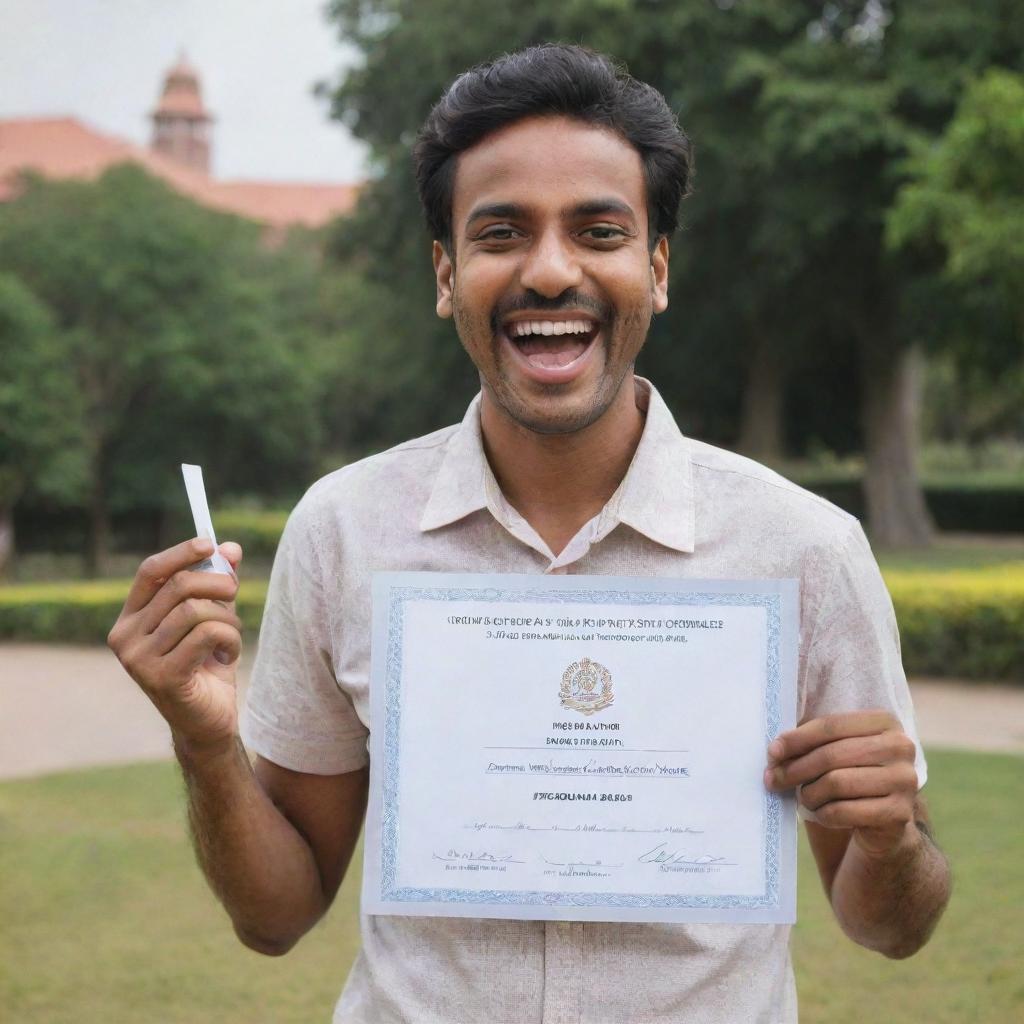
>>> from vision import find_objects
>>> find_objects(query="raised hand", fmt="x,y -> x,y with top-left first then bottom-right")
107,537 -> 244,757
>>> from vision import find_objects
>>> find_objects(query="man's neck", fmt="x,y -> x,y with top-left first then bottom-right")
479,376 -> 646,556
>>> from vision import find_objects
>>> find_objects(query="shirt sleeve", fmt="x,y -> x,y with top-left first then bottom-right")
239,496 -> 369,775
798,520 -> 927,819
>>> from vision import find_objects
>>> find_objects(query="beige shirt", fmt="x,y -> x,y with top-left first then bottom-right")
240,378 -> 925,1024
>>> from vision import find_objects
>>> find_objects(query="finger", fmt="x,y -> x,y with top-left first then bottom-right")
137,569 -> 239,636
766,731 -> 915,790
162,620 -> 242,681
799,765 -> 917,812
812,795 -> 914,832
149,597 -> 243,656
219,542 -> 243,572
122,538 -> 215,616
767,711 -> 899,764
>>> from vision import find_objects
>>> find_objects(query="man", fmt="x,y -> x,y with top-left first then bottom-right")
109,44 -> 950,1023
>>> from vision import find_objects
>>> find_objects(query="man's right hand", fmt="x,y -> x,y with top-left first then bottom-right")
108,537 -> 244,758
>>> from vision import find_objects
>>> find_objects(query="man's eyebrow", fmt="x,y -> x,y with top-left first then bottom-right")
465,202 -> 526,227
464,198 -> 638,228
568,198 -> 637,219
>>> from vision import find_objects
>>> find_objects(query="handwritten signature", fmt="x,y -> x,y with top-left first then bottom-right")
432,848 -> 525,864
542,856 -> 623,869
636,842 -> 736,867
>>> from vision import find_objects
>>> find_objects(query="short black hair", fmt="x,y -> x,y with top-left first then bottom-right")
413,43 -> 693,253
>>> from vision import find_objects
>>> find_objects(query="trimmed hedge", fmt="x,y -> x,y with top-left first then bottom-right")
0,580 -> 268,645
214,510 -> 288,559
13,473 -> 1024,556
796,478 -> 1024,534
887,569 -> 1024,681
1,570 -> 1022,682
11,507 -> 291,560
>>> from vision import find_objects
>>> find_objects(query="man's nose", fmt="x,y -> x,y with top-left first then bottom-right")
518,229 -> 583,298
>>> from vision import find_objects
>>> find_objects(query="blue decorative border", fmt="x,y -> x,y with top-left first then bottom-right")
379,586 -> 783,910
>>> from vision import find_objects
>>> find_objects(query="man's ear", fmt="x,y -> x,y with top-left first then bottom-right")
433,241 -> 454,319
651,236 -> 669,314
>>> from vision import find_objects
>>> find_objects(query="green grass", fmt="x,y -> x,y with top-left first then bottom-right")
1,750 -> 1020,1023
876,537 -> 1024,573
792,750 -> 1023,1023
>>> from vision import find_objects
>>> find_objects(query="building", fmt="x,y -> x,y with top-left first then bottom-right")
0,54 -> 359,231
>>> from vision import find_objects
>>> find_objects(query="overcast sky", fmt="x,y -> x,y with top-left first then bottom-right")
0,0 -> 368,183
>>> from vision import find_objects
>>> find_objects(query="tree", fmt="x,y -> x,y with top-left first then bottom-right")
888,68 -> 1024,355
0,166 -> 326,573
322,0 -> 1024,544
0,274 -> 85,574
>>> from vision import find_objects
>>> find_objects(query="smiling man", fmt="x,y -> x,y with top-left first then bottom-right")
109,44 -> 950,1024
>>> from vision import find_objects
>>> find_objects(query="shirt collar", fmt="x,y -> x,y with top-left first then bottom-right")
418,393 -> 490,531
419,377 -> 695,554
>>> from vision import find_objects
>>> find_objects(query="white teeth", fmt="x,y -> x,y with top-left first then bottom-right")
511,319 -> 594,337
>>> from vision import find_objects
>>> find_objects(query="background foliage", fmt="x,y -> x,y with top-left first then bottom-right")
1,0 -> 1022,572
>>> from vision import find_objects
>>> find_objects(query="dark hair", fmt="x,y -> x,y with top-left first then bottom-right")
413,43 -> 693,253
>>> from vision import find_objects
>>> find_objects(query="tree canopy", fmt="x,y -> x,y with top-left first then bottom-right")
0,166 -> 334,572
321,0 -> 1024,545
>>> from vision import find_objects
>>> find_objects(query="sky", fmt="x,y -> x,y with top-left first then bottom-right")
0,0 -> 369,183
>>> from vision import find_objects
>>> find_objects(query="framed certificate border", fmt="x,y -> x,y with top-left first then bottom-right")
365,572 -> 798,923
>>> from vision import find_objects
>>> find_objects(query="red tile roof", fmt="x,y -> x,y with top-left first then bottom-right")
0,116 -> 359,228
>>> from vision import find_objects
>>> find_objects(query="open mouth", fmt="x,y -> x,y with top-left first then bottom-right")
503,318 -> 600,371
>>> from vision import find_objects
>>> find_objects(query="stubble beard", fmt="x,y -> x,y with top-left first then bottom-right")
453,292 -> 652,437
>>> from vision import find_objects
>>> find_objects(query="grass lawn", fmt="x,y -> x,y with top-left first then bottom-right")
1,750 -> 1020,1023
874,535 -> 1024,573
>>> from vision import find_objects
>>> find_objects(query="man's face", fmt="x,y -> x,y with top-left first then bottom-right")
433,115 -> 669,435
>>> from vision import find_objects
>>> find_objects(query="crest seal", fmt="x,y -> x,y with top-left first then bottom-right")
559,657 -> 614,716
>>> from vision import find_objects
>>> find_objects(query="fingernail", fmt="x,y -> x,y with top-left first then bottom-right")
213,649 -> 231,665
767,740 -> 783,762
763,769 -> 774,788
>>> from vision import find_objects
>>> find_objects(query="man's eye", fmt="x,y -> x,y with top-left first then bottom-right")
582,226 -> 627,241
479,227 -> 519,241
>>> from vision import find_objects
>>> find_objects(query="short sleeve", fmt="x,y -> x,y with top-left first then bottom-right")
799,521 -> 927,818
239,497 -> 369,775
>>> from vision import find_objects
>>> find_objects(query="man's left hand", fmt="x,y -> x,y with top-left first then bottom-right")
764,710 -> 920,859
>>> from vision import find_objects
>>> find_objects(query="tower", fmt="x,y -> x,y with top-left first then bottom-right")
150,53 -> 212,174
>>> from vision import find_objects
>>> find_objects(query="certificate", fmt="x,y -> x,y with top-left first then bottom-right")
363,573 -> 798,924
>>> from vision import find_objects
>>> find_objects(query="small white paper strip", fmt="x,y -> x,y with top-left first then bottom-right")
181,464 -> 233,574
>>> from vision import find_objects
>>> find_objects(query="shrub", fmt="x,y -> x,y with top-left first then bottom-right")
0,580 -> 268,645
215,510 -> 289,559
794,477 -> 1024,534
887,568 -> 1024,681
1,571 -> 1021,682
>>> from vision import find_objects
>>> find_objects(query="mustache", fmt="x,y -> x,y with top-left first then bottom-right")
490,290 -> 612,334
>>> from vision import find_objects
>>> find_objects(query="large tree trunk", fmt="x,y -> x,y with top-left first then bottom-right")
861,341 -> 933,548
85,449 -> 111,578
0,506 -> 14,578
737,331 -> 784,463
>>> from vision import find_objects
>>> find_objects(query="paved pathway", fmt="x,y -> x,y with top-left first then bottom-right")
1,643 -> 1022,781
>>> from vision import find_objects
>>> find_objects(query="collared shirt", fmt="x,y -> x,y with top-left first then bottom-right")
240,378 -> 925,1024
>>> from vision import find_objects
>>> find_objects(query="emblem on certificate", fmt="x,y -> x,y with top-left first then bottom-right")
560,656 -> 614,715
